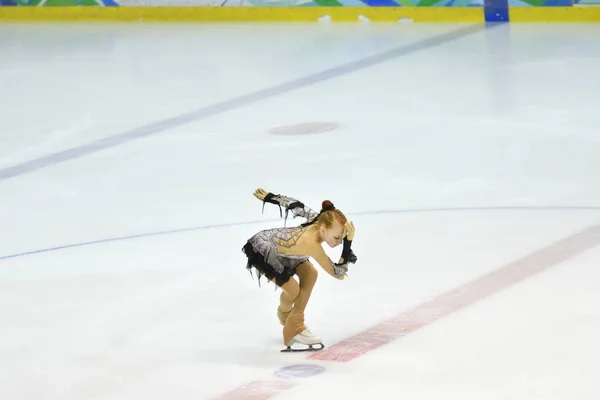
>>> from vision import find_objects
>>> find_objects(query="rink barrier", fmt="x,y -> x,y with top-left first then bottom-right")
1,6 -> 600,22
0,7 -> 483,22
510,5 -> 600,21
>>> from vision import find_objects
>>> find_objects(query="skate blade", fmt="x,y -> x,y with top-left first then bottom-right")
281,343 -> 325,353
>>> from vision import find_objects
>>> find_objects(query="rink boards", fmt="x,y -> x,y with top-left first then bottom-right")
1,6 -> 600,22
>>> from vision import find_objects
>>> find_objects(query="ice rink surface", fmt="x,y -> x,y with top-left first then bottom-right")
1,21 -> 599,400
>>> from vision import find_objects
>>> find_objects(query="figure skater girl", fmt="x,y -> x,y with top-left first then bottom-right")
242,188 -> 357,352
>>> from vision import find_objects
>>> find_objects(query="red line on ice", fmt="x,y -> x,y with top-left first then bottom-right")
212,380 -> 297,400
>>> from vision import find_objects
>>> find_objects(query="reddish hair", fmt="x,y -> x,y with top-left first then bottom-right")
316,200 -> 347,228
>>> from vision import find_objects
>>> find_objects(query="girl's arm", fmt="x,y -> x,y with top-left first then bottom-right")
310,245 -> 349,281
254,188 -> 319,224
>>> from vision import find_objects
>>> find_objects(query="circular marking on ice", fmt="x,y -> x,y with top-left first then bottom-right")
269,122 -> 339,136
274,364 -> 326,379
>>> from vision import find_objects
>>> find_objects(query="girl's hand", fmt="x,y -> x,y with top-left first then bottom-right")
345,221 -> 355,241
253,188 -> 269,201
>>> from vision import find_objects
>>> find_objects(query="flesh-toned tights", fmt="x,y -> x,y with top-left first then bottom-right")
274,261 -> 318,345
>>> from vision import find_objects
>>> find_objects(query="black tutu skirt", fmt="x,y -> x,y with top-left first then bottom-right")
242,241 -> 296,287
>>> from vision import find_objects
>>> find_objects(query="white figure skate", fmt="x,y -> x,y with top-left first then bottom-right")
281,328 -> 325,353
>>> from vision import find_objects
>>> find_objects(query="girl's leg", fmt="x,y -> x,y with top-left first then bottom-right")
282,261 -> 318,345
277,278 -> 299,326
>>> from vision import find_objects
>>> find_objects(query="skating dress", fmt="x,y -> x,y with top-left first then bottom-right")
242,194 -> 319,287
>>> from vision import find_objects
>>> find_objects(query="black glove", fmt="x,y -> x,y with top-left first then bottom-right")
341,238 -> 358,264
261,192 -> 283,218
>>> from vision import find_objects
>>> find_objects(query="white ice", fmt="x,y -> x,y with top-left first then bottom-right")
0,22 -> 599,400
